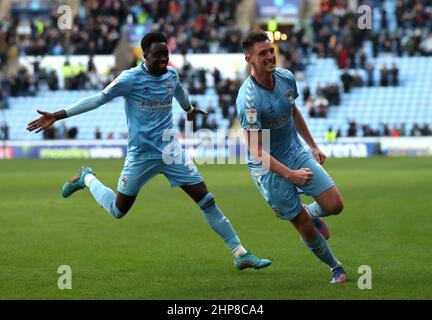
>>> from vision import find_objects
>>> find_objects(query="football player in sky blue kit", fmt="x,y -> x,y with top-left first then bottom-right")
26,32 -> 271,271
236,31 -> 346,283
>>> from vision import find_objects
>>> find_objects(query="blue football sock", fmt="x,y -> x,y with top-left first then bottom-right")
304,233 -> 338,269
89,179 -> 125,219
198,193 -> 241,252
307,201 -> 332,219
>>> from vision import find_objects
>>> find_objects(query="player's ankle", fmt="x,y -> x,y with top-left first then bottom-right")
84,174 -> 96,188
232,245 -> 247,258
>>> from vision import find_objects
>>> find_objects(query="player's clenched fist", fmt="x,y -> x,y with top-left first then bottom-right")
287,168 -> 313,186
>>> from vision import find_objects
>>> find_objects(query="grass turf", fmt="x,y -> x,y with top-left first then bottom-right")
0,157 -> 431,299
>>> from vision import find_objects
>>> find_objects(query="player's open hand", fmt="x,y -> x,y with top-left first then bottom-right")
311,146 -> 326,164
187,108 -> 208,122
290,168 -> 314,186
26,109 -> 56,133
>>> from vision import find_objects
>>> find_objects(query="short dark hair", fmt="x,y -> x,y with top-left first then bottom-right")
141,32 -> 167,53
241,31 -> 270,53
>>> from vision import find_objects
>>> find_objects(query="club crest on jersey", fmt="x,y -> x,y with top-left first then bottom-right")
285,89 -> 295,104
120,175 -> 128,187
245,108 -> 257,124
167,81 -> 174,94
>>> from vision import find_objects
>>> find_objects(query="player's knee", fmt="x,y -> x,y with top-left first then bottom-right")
198,192 -> 216,210
331,199 -> 344,215
113,211 -> 127,219
112,204 -> 128,219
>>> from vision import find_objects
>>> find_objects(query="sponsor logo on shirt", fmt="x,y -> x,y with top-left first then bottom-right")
266,111 -> 291,128
140,98 -> 172,112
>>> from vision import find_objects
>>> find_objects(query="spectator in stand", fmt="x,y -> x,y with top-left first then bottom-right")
359,49 -> 367,69
420,33 -> 432,56
366,63 -> 374,87
352,73 -> 364,87
341,69 -> 353,93
380,64 -> 389,87
394,0 -> 406,29
4,67 -> 37,97
0,121 -> 9,140
47,70 -> 59,91
212,68 -> 221,88
411,123 -> 422,136
422,123 -> 431,136
95,127 -> 102,140
347,120 -> 357,137
0,89 -> 9,109
382,123 -> 391,136
306,97 -> 316,118
303,85 -> 311,102
68,127 -> 78,139
391,126 -> 401,137
391,63 -> 399,86
324,127 -> 337,142
314,96 -> 328,118
399,123 -> 407,136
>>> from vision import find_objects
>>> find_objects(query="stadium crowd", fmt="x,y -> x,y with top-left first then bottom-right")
345,120 -> 432,137
2,0 -> 432,140
6,0 -> 243,57
312,0 -> 432,67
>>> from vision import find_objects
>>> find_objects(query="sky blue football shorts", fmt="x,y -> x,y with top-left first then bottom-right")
117,151 -> 203,196
250,154 -> 335,221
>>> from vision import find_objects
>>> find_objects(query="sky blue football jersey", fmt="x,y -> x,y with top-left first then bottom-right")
236,68 -> 309,168
102,64 -> 188,159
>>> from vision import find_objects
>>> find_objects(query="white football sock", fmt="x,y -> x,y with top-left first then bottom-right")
232,245 -> 248,257
84,174 -> 96,188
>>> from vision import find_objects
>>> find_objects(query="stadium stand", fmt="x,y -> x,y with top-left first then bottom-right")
1,0 -> 431,142
292,0 -> 432,139
296,55 -> 432,139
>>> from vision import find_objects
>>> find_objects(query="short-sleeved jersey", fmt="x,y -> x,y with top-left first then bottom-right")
103,64 -> 183,159
236,68 -> 310,169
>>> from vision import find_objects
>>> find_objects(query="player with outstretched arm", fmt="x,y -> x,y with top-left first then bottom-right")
27,32 -> 271,271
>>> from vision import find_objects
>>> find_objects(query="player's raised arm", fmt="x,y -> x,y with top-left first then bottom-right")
26,92 -> 109,133
27,69 -> 133,134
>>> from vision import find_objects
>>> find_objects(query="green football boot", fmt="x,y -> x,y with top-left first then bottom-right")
62,166 -> 95,198
234,251 -> 272,270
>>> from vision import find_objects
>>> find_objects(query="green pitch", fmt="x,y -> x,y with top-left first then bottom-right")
0,157 -> 431,299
